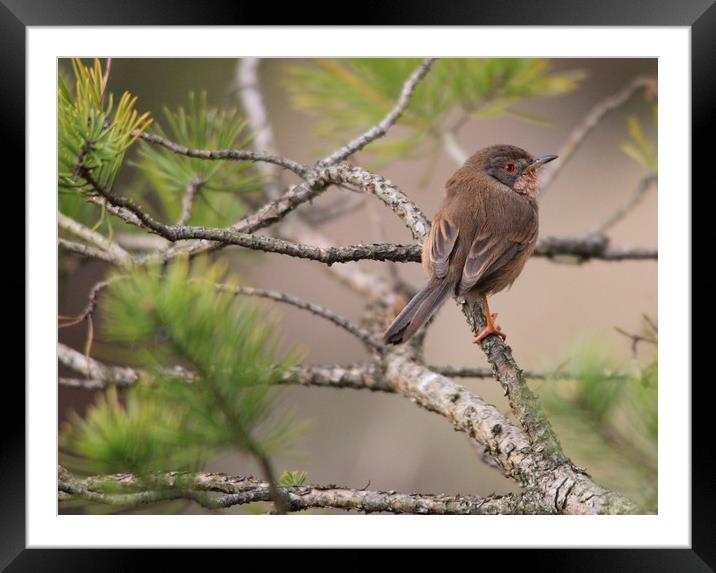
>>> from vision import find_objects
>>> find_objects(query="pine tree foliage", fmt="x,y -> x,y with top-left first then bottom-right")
57,58 -> 657,514
58,59 -> 152,229
537,321 -> 658,511
61,258 -> 301,482
134,92 -> 263,227
622,104 -> 658,173
285,58 -> 585,162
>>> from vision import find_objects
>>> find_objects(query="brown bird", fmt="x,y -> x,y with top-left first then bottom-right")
383,144 -> 557,345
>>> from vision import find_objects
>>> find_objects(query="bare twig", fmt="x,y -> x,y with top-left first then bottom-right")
58,342 -> 382,391
615,326 -> 658,358
59,238 -> 118,264
590,174 -> 658,235
540,75 -> 656,191
58,343 -> 140,386
176,176 -> 204,225
432,365 -> 627,381
318,58 -> 436,166
236,58 -> 284,200
534,235 -> 657,262
58,280 -> 111,328
441,129 -> 469,165
136,130 -> 311,179
218,284 -> 386,352
58,212 -> 133,267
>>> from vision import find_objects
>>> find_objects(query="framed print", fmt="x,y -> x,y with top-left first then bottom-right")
4,0 -> 712,568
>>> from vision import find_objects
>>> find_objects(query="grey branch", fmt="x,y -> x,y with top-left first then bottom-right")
58,467 -> 547,514
58,212 -> 133,267
316,163 -> 431,241
218,284 -> 386,352
59,238 -> 119,264
58,343 -> 140,386
432,365 -> 627,381
136,130 -> 311,179
236,58 -> 284,200
534,235 -> 657,261
590,174 -> 658,235
318,58 -> 436,166
540,75 -> 656,190
58,344 -> 387,392
382,349 -> 635,514
176,176 -> 204,225
57,346 -> 635,513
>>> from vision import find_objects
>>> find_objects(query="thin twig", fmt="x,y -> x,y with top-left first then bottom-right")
58,280 -> 112,329
135,130 -> 311,179
217,284 -> 386,352
540,75 -> 656,191
176,176 -> 204,225
236,58 -> 284,200
59,238 -> 118,264
590,174 -> 658,235
318,58 -> 436,166
58,212 -> 133,267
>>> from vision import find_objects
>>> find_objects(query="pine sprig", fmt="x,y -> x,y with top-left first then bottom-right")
58,58 -> 152,228
61,258 -> 303,485
538,329 -> 657,512
622,104 -> 658,173
284,58 -> 585,162
134,92 -> 262,227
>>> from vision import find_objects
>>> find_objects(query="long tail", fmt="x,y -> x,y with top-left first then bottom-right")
383,279 -> 454,344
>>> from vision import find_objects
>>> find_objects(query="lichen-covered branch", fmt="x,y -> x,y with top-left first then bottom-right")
382,349 -> 637,514
58,467 -> 549,514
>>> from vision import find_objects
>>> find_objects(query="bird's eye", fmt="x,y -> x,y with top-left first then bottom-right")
504,162 -> 516,173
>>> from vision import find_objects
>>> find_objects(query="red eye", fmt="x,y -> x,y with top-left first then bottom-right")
504,162 -> 516,173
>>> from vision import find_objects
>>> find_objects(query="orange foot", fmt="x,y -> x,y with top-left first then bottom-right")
473,313 -> 507,344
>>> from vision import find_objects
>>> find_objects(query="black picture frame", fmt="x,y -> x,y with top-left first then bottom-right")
4,0 -> 711,568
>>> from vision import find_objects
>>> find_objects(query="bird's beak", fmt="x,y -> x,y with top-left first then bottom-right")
525,154 -> 558,172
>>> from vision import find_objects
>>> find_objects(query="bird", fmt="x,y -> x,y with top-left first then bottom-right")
383,144 -> 557,345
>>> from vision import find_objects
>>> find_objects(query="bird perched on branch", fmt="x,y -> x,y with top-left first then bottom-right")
383,144 -> 557,345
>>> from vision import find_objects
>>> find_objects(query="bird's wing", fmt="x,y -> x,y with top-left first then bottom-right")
458,194 -> 537,295
428,212 -> 460,279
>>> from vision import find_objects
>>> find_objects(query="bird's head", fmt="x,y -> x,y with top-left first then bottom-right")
466,144 -> 557,198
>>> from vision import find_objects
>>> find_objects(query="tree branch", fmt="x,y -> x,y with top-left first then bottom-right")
589,174 -> 658,235
218,284 -> 386,352
58,467 -> 548,514
382,349 -> 636,514
540,74 -> 656,191
58,212 -> 133,267
59,238 -> 120,265
236,57 -> 284,200
136,130 -> 311,179
318,58 -> 436,166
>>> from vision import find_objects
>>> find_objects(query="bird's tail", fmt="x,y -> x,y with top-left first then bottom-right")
383,279 -> 454,344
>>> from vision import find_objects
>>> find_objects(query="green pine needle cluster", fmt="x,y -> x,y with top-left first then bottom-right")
285,58 -> 585,164
622,104 -> 658,173
133,92 -> 263,227
58,59 -> 152,229
61,258 -> 302,481
537,325 -> 658,512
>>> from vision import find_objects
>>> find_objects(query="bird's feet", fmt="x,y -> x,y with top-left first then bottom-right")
473,313 -> 507,344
